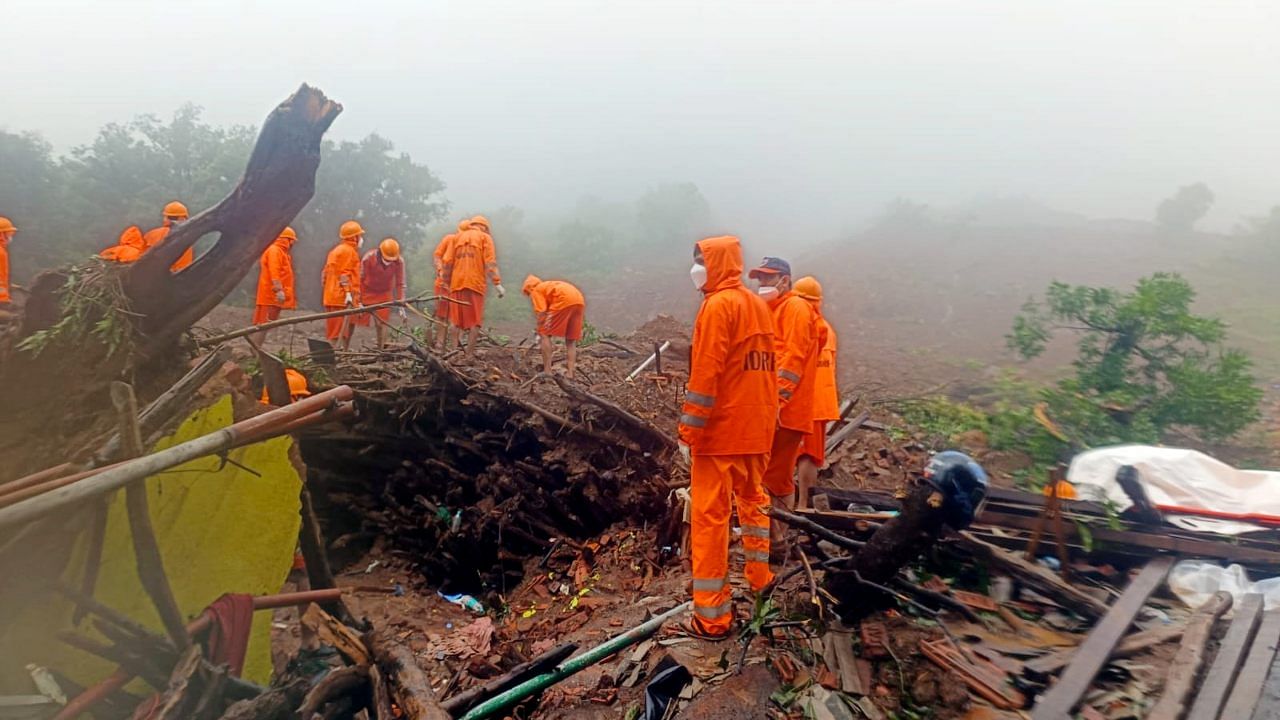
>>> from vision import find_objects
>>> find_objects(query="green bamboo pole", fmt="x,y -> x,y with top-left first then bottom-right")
459,601 -> 691,720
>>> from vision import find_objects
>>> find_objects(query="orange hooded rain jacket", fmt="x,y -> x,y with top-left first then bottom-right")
322,237 -> 361,307
143,222 -> 195,271
813,317 -> 839,421
678,236 -> 778,456
769,289 -> 821,432
101,226 -> 147,263
522,276 -> 585,314
256,235 -> 297,309
442,227 -> 501,294
0,235 -> 10,304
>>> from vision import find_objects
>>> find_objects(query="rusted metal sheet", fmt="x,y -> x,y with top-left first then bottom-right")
1030,556 -> 1175,720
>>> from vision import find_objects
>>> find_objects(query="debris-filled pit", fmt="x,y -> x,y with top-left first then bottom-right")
300,320 -> 689,599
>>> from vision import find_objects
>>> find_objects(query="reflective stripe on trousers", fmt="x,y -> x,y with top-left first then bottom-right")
690,452 -> 773,635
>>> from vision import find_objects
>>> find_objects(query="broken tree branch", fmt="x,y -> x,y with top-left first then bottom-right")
197,294 -> 438,347
111,381 -> 189,650
549,372 -> 677,449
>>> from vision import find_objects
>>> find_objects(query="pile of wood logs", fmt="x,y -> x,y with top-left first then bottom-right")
300,345 -> 678,594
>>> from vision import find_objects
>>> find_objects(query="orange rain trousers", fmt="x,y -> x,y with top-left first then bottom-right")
762,426 -> 807,498
433,279 -> 452,318
450,288 -> 486,329
252,305 -> 281,325
324,307 -> 353,342
690,453 -> 772,636
798,420 -> 828,467
539,305 -> 585,341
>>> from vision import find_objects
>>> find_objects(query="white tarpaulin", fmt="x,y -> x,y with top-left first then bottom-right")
1066,445 -> 1280,535
1167,560 -> 1280,611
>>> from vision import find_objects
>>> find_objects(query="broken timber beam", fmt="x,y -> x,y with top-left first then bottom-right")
1025,623 -> 1186,679
1030,556 -> 1175,720
957,532 -> 1109,619
1146,591 -> 1233,720
1219,610 -> 1280,720
1187,594 -> 1265,720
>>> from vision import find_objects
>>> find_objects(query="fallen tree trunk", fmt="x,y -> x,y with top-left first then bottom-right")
127,85 -> 342,352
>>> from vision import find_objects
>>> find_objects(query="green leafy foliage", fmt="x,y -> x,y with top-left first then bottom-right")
17,261 -> 136,359
894,396 -> 989,445
1008,272 -> 1261,446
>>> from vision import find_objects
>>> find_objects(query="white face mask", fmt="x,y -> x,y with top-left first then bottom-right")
357,235 -> 366,250
757,285 -> 780,301
690,263 -> 708,290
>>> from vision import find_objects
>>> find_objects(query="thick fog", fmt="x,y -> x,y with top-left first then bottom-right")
5,0 -> 1278,237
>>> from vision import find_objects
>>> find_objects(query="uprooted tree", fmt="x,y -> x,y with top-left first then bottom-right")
1006,272 -> 1262,449
0,85 -> 342,471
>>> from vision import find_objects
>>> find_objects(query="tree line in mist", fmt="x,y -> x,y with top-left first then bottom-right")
0,105 -> 717,308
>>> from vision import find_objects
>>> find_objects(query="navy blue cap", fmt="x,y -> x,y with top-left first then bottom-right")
748,256 -> 791,279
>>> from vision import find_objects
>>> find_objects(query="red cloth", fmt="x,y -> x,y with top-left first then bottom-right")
204,593 -> 255,676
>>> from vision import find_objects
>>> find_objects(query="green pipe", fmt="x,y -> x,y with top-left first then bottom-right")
459,601 -> 692,720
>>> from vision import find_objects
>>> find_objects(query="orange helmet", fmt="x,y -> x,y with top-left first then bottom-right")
457,219 -> 472,232
379,238 -> 400,261
260,368 -> 312,405
278,227 -> 297,242
339,220 -> 364,239
163,201 -> 189,219
0,216 -> 16,234
522,274 -> 541,295
794,276 -> 822,301
470,215 -> 490,231
286,368 -> 311,398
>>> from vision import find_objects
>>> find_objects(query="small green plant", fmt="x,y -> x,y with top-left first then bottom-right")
894,396 -> 989,446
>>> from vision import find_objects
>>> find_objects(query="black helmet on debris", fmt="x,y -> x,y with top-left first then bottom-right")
922,450 -> 990,530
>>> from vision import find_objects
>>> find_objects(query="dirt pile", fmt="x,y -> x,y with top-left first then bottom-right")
300,321 -> 692,598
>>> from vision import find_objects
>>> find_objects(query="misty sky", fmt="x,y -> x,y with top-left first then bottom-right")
5,0 -> 1278,237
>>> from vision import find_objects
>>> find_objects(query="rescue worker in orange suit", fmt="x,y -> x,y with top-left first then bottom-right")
677,235 -> 777,640
0,217 -> 16,317
259,368 -> 312,405
322,221 -> 364,350
360,238 -> 407,349
441,215 -> 504,357
793,276 -> 839,509
100,226 -> 147,263
748,257 -> 822,562
521,275 -> 586,376
142,201 -> 195,272
250,227 -> 298,347
431,220 -> 470,349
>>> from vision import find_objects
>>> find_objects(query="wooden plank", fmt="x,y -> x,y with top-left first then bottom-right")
1250,642 -> 1280,720
981,510 -> 1280,567
1220,610 -> 1280,720
1025,623 -> 1185,679
1186,593 -> 1265,720
1030,556 -> 1175,720
1146,591 -> 1233,720
830,631 -> 865,694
